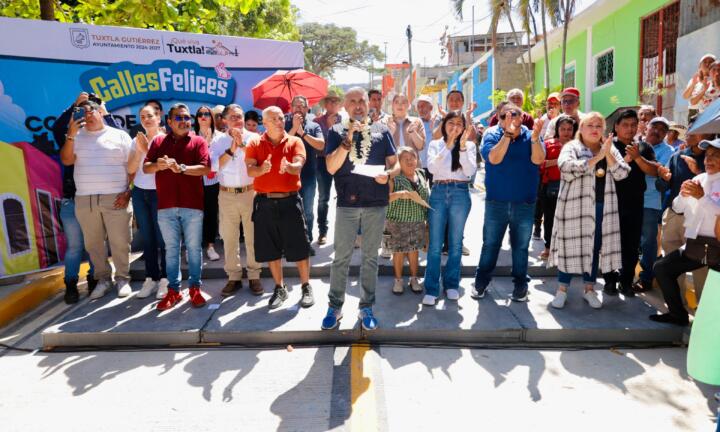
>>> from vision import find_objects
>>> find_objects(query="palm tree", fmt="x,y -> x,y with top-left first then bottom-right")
39,0 -> 54,20
557,0 -> 576,89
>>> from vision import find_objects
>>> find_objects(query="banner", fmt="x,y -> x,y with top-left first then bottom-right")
0,17 -> 303,277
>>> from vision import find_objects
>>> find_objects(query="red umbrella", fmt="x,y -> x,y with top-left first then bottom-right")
251,69 -> 329,113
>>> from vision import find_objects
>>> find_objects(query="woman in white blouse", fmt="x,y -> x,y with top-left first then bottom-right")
422,111 -> 477,306
652,140 -> 720,326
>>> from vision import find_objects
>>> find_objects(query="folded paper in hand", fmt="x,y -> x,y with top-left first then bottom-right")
351,164 -> 386,178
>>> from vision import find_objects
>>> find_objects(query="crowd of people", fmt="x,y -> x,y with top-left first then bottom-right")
54,53 -> 720,330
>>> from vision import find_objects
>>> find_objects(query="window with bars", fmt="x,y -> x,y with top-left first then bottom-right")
564,64 -> 576,88
640,2 -> 680,92
595,50 -> 614,87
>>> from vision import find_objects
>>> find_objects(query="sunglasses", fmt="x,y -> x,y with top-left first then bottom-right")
197,112 -> 212,118
499,111 -> 520,120
561,99 -> 578,105
174,115 -> 192,122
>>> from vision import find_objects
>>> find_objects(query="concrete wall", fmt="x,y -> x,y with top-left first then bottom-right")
494,46 -> 533,92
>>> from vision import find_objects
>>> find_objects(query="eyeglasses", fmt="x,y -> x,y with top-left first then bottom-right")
499,111 -> 520,120
197,112 -> 212,118
174,115 -> 192,122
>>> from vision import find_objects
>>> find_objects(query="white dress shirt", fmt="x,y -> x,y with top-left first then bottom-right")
210,130 -> 259,188
427,138 -> 477,181
673,172 -> 720,239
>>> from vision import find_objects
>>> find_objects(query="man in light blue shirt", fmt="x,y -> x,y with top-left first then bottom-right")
637,116 -> 673,292
415,95 -> 436,178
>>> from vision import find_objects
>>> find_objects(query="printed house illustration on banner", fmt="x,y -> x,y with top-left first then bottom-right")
0,141 -> 65,276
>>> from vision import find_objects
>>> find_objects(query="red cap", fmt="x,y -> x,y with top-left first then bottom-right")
561,87 -> 580,98
547,92 -> 560,103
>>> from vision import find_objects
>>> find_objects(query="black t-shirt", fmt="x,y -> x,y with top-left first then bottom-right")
612,138 -> 655,204
595,159 -> 607,204
284,115 -> 322,180
325,122 -> 396,208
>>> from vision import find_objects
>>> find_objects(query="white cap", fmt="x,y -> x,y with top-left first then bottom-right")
649,116 -> 670,128
415,94 -> 433,106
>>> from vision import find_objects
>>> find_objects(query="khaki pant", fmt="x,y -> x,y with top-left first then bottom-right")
74,193 -> 132,281
219,189 -> 261,280
661,208 -> 709,300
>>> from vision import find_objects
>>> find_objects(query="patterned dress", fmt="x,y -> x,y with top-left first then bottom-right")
385,169 -> 430,253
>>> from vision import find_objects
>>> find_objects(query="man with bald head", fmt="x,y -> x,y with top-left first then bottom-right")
321,87 -> 399,331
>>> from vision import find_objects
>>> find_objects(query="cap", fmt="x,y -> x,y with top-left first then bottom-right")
561,87 -> 581,98
211,105 -> 225,115
320,90 -> 341,105
547,92 -> 560,103
700,53 -> 717,64
416,94 -> 433,106
699,138 -> 720,150
649,116 -> 671,128
669,122 -> 687,138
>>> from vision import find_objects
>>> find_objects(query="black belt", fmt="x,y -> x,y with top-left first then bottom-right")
256,192 -> 298,199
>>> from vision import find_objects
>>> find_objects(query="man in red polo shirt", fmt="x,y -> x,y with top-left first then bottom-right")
143,103 -> 211,311
246,105 -> 313,309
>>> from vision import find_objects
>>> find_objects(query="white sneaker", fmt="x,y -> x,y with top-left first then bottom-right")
137,278 -> 157,299
117,280 -> 132,297
583,289 -> 602,309
156,278 -> 169,299
409,278 -> 423,293
207,246 -> 220,261
380,247 -> 392,259
445,289 -> 460,300
90,280 -> 109,300
551,290 -> 567,309
422,294 -> 437,306
392,278 -> 404,295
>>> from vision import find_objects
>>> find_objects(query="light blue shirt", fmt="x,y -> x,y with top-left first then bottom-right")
644,141 -> 674,210
420,118 -> 433,168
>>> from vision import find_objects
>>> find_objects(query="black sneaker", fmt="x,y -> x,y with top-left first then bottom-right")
648,313 -> 689,326
64,278 -> 79,304
87,276 -> 98,294
603,280 -> 618,296
309,246 -> 316,257
511,286 -> 529,302
300,283 -> 315,308
619,283 -> 636,298
268,284 -> 288,309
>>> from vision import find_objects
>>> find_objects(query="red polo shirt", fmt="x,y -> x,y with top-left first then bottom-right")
145,134 -> 210,210
245,132 -> 305,193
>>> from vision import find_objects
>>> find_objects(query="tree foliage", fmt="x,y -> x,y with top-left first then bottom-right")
0,0 -> 299,40
300,22 -> 383,79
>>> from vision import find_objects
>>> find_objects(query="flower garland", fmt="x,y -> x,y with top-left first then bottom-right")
342,117 -> 373,165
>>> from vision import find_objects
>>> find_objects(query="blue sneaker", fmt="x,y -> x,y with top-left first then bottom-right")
321,307 -> 342,330
358,307 -> 378,331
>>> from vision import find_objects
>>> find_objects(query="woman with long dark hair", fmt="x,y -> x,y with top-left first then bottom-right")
194,105 -> 221,261
539,115 -> 578,260
422,111 -> 477,306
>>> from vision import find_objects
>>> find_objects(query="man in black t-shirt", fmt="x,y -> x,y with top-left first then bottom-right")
605,109 -> 658,297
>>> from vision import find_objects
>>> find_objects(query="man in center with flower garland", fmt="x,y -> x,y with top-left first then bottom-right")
321,87 -> 399,331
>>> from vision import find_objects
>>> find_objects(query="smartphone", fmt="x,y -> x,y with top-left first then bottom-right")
73,107 -> 86,121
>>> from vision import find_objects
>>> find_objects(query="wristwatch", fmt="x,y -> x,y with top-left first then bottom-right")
225,148 -> 235,157
180,163 -> 187,174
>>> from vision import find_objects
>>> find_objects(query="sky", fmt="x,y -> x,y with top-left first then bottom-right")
291,0 -> 594,85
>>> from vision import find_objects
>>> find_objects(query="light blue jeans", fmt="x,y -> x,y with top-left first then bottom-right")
59,198 -> 93,282
424,182 -> 472,296
158,207 -> 203,291
328,206 -> 386,309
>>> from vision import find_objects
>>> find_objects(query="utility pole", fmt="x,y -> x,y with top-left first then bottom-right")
471,5 -> 475,63
384,41 -> 388,66
406,25 -> 413,99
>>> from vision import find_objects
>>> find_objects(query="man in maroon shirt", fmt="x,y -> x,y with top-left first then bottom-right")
143,103 -> 211,311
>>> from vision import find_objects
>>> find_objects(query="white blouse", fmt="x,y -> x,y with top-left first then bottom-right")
427,138 -> 477,181
673,172 -> 720,239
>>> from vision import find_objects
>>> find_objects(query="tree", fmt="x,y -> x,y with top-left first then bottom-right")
0,0 -> 299,40
300,23 -> 383,79
557,0 -> 576,89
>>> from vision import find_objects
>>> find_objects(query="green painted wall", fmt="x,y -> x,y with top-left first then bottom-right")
533,0 -> 673,116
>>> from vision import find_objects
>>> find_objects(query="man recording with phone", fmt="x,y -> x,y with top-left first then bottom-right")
52,92 -> 124,303
60,97 -> 135,302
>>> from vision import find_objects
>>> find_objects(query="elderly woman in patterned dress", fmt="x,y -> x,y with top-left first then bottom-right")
548,112 -> 630,309
386,146 -> 430,295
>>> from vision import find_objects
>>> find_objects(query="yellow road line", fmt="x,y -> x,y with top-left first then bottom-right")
0,263 -> 90,328
350,343 -> 378,431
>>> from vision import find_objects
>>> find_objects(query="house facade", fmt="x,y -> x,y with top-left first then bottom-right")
526,0 -> 682,118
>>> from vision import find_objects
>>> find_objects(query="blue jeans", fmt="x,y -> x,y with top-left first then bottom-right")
131,187 -> 166,281
640,207 -> 663,283
300,173 -> 317,242
158,207 -> 203,291
316,157 -> 333,237
59,198 -> 93,282
474,200 -> 535,291
558,203 -> 604,285
328,206 -> 386,309
424,183 -> 472,296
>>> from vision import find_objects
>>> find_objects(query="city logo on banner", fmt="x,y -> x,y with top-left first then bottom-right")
79,60 -> 236,110
69,28 -> 90,49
